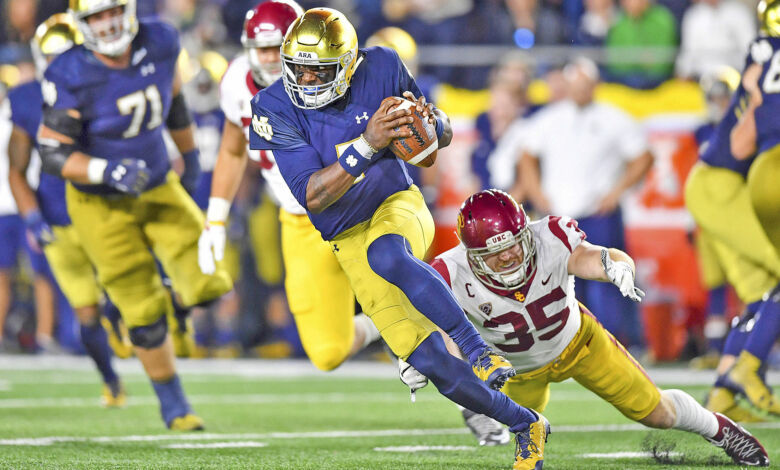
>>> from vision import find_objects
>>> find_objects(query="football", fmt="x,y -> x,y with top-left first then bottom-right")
383,97 -> 438,168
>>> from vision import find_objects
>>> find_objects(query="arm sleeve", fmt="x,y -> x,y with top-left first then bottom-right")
249,99 -> 321,209
546,215 -> 587,254
219,63 -> 243,127
42,68 -> 79,110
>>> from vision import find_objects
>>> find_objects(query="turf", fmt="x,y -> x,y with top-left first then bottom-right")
0,359 -> 777,469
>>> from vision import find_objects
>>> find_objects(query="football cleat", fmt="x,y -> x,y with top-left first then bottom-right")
100,381 -> 126,408
704,387 -> 765,423
462,408 -> 511,446
101,317 -> 133,359
725,351 -> 780,416
706,412 -> 769,466
471,348 -> 516,390
513,411 -> 550,470
168,414 -> 205,431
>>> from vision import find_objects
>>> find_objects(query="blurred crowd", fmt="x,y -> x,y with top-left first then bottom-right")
0,0 -> 770,363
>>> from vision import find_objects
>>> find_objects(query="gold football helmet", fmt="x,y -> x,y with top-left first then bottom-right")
281,8 -> 359,109
69,0 -> 138,57
758,0 -> 780,37
365,26 -> 418,75
31,13 -> 83,76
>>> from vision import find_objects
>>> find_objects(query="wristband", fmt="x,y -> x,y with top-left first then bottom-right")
206,197 -> 231,223
182,149 -> 200,167
338,143 -> 372,177
87,158 -> 108,184
354,134 -> 377,158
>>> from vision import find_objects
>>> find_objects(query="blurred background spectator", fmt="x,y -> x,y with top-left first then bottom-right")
605,0 -> 678,87
675,0 -> 755,79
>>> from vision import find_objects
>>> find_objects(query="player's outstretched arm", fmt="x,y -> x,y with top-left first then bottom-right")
7,125 -> 53,249
38,109 -> 149,195
305,98 -> 414,213
568,242 -> 644,302
7,125 -> 39,216
167,65 -> 201,195
198,119 -> 249,274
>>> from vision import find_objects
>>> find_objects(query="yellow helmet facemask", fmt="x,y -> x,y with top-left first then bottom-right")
281,8 -> 359,109
69,0 -> 138,57
31,13 -> 83,77
758,0 -> 780,37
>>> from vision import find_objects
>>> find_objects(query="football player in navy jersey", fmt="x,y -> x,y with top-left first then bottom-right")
724,0 -> 780,417
37,0 -> 232,430
248,8 -> 547,468
6,13 -> 130,407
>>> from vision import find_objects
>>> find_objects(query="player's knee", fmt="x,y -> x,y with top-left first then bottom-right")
128,315 -> 168,349
307,345 -> 350,371
367,234 -> 408,278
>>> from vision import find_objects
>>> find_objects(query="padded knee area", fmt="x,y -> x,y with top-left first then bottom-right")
367,234 -> 409,279
307,345 -> 350,372
129,315 -> 168,348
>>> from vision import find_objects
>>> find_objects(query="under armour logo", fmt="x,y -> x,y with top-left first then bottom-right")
332,244 -> 339,252
111,165 -> 127,181
140,63 -> 156,76
355,112 -> 369,124
345,155 -> 358,167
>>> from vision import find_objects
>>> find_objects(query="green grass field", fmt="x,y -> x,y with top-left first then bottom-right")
0,357 -> 777,469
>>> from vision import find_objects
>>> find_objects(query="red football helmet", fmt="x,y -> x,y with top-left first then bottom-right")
457,189 -> 536,291
241,0 -> 302,86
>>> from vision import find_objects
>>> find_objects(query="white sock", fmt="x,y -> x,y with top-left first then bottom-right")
663,389 -> 719,438
354,313 -> 380,349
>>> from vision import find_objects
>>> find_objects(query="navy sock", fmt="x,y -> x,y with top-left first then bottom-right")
102,296 -> 122,333
151,375 -> 191,426
79,322 -> 118,385
367,234 -> 487,362
407,333 -> 536,433
744,286 -> 780,361
708,285 -> 727,316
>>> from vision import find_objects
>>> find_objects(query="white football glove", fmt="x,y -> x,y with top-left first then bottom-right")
601,249 -> 645,302
198,222 -> 226,274
399,358 -> 428,402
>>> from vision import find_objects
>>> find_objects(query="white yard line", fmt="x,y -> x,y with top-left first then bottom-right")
2,422 -> 779,447
579,451 -> 683,459
164,442 -> 268,449
1,356 -> 776,385
374,446 -> 475,452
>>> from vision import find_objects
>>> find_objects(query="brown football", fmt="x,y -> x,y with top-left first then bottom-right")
383,97 -> 438,168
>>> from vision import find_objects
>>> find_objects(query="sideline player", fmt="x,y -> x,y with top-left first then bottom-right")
686,65 -> 780,418
425,190 -> 769,467
248,8 -> 549,468
38,0 -> 232,429
199,0 -> 382,371
726,0 -> 780,416
6,13 -> 128,406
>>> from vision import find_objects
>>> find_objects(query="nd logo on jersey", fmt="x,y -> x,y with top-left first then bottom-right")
253,115 -> 273,141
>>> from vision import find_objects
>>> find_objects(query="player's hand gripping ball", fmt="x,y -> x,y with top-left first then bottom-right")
381,96 -> 438,167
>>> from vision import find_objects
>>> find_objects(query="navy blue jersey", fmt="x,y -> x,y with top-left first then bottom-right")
749,36 -> 780,153
698,86 -> 756,178
249,47 -> 424,240
190,108 -> 225,209
43,20 -> 180,195
7,81 -> 70,226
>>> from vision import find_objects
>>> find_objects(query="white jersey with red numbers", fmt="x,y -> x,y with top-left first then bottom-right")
219,55 -> 305,215
432,216 -> 587,372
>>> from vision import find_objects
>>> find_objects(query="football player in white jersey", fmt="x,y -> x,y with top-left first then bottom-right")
406,189 -> 769,467
198,0 -> 383,370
